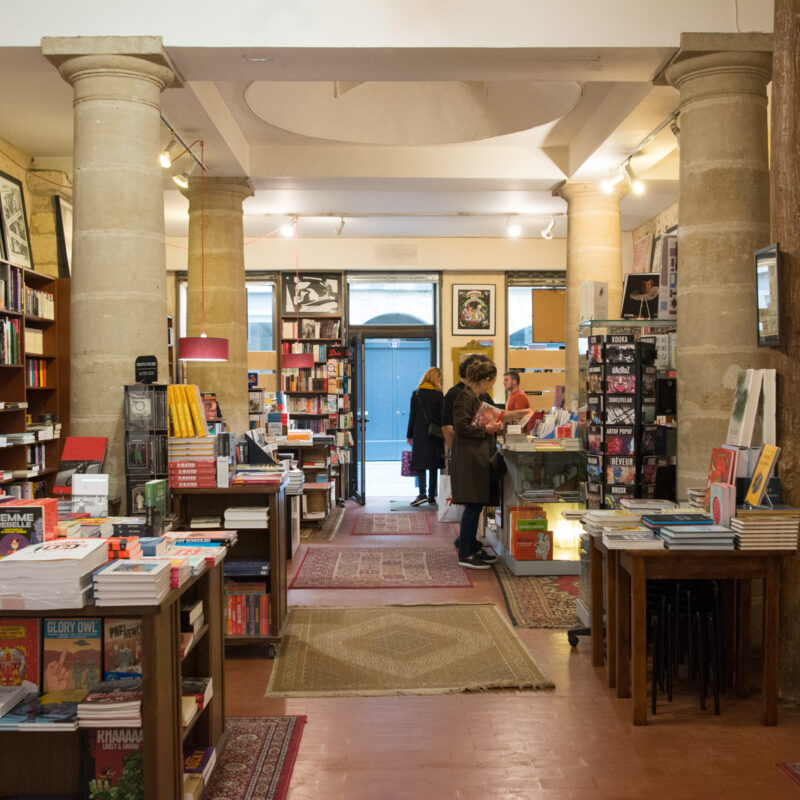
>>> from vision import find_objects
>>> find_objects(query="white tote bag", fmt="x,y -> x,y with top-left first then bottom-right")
437,473 -> 464,523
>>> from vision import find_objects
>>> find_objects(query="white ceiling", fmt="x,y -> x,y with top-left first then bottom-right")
0,37 -> 687,240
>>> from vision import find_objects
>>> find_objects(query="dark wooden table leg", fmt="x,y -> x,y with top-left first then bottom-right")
735,578 -> 752,697
721,579 -> 736,689
762,557 -> 780,726
606,549 -> 618,689
591,537 -> 604,668
616,551 -> 630,698
630,556 -> 648,725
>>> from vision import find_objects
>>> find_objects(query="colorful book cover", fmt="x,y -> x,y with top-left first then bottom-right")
470,401 -> 502,428
703,447 -> 738,510
606,456 -> 636,485
0,690 -> 81,729
744,444 -> 781,508
0,618 -> 40,692
0,506 -> 44,557
53,436 -> 108,497
83,727 -> 144,799
103,619 -> 142,681
42,618 -> 102,694
605,426 -> 635,456
710,482 -> 736,527
144,478 -> 168,535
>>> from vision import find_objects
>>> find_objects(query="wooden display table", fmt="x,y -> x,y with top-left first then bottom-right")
0,561 -> 226,799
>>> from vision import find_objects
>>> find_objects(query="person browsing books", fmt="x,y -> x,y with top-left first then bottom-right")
451,358 -> 504,569
406,367 -> 445,506
503,370 -> 530,411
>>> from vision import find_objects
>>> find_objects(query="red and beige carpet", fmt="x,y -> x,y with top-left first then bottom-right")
266,604 -> 554,697
493,559 -> 581,628
289,546 -> 472,589
204,716 -> 306,800
300,505 -> 344,542
351,512 -> 431,536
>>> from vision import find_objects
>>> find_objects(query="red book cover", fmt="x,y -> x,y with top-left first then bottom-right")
54,436 -> 108,496
704,447 -> 738,510
0,618 -> 40,692
84,728 -> 143,797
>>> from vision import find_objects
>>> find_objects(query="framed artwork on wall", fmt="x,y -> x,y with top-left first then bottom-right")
54,195 -> 73,277
620,272 -> 660,319
0,170 -> 33,269
452,284 -> 495,336
282,273 -> 342,314
451,340 -> 495,389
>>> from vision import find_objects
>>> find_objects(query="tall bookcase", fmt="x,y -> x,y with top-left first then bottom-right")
0,261 -> 69,497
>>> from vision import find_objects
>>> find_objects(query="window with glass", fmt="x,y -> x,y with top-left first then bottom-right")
348,281 -> 435,326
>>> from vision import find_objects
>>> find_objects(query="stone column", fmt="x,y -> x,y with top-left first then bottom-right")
181,177 -> 253,434
43,37 -> 177,504
666,38 -> 772,497
26,171 -> 71,278
558,181 -> 628,402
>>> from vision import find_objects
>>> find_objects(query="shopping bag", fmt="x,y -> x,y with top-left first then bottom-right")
437,473 -> 464,523
400,450 -> 414,477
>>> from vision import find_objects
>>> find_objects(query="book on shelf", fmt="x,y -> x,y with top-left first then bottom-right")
42,618 -> 102,694
182,676 -> 213,711
709,482 -> 736,528
184,745 -> 217,785
725,368 -> 763,448
0,617 -> 40,693
103,618 -> 143,681
77,678 -> 143,727
0,683 -> 28,717
703,447 -> 738,510
744,444 -> 781,508
0,689 -> 83,730
82,727 -> 144,797
71,473 -> 109,517
181,694 -> 197,726
53,436 -> 108,496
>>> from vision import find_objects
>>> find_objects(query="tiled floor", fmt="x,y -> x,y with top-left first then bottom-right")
225,497 -> 800,800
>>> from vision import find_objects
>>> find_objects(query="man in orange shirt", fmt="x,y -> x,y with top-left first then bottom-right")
503,371 -> 530,411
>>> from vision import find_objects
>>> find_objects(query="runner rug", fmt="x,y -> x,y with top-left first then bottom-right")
289,546 -> 471,589
300,505 -> 344,542
351,512 -> 431,535
493,559 -> 581,628
266,604 -> 554,697
204,716 -> 306,800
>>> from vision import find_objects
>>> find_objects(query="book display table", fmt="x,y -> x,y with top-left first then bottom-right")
589,540 -> 787,726
0,561 -> 226,798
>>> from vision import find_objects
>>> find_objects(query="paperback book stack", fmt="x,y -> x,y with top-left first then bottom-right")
223,506 -> 268,529
184,745 -> 217,798
731,507 -> 800,550
0,538 -> 108,609
77,677 -> 142,728
0,689 -> 82,730
285,467 -> 305,496
585,335 -> 666,509
657,524 -> 735,550
107,537 -> 143,560
93,559 -> 172,606
167,436 -> 217,489
601,527 -> 664,549
170,545 -> 226,569
581,509 -> 643,538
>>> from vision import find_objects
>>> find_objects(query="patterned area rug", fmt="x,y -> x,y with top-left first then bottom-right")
266,604 -> 554,697
204,716 -> 306,800
351,512 -> 431,535
289,546 -> 472,589
300,506 -> 344,542
493,559 -> 581,628
778,763 -> 800,787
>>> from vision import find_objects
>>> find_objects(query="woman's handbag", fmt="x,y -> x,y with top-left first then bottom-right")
489,450 -> 508,481
416,391 -> 444,439
400,450 -> 414,477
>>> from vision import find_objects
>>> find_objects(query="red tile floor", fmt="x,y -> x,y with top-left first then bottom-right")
225,498 -> 800,800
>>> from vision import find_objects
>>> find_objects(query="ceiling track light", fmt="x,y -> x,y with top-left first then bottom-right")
541,216 -> 556,240
159,137 -> 179,169
624,160 -> 645,195
601,171 -> 626,194
669,120 -> 681,146
172,160 -> 196,189
281,218 -> 297,238
506,215 -> 522,238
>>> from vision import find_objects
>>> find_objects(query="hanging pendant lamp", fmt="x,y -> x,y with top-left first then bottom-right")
178,140 -> 229,362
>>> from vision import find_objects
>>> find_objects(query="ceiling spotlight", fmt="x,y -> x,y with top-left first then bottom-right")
335,216 -> 345,236
669,120 -> 681,145
281,220 -> 296,237
624,161 -> 645,195
159,137 -> 178,169
172,161 -> 196,189
506,216 -> 522,238
601,171 -> 625,194
541,216 -> 556,240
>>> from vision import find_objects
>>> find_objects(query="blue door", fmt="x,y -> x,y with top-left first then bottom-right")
364,338 -> 432,460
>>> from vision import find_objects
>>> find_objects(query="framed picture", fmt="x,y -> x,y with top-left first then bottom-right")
452,284 -> 495,336
451,339 -> 495,389
620,272 -> 660,320
0,170 -> 33,269
54,195 -> 73,277
282,273 -> 341,314
755,243 -> 780,347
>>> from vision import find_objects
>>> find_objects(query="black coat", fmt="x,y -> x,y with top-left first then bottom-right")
450,385 -> 500,506
407,388 -> 444,471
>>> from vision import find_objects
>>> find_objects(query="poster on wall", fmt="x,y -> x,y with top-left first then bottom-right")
452,284 -> 495,336
631,233 -> 653,274
282,273 -> 341,314
0,170 -> 33,269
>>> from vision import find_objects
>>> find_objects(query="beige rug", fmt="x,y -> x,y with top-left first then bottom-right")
300,506 -> 344,542
266,604 -> 554,697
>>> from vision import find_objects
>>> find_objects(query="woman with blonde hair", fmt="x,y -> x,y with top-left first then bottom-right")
406,366 -> 445,506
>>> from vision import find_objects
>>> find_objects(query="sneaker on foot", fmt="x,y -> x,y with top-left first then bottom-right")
427,497 -> 437,505
453,537 -> 460,548
458,554 -> 491,570
409,495 -> 427,507
473,548 -> 497,563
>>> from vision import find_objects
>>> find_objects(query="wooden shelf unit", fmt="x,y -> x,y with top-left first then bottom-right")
172,483 -> 287,649
0,262 -> 69,496
0,561 -> 226,799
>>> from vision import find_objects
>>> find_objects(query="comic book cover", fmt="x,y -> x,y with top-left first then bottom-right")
42,618 -> 102,694
83,727 -> 144,800
0,618 -> 40,693
103,618 -> 142,682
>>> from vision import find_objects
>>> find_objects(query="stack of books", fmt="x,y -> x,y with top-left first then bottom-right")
107,537 -> 143,560
731,507 -> 800,550
77,678 -> 142,727
138,536 -> 168,556
182,676 -> 213,712
658,524 -> 735,550
165,530 -> 238,549
285,468 -> 305,496
168,455 -> 217,489
581,509 -> 642,538
619,498 -> 678,513
0,689 -> 83,730
0,684 -> 29,717
190,516 -> 221,530
223,507 -> 268,529
601,527 -> 664,549
93,559 -> 173,606
77,517 -> 114,538
109,517 -> 149,537
183,745 -> 217,798
0,538 -> 108,609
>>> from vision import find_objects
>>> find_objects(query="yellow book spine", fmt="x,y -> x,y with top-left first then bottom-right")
167,385 -> 181,437
186,384 -> 207,438
178,385 -> 195,437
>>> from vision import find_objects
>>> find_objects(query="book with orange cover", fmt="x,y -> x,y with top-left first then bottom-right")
703,447 -> 738,511
471,401 -> 503,428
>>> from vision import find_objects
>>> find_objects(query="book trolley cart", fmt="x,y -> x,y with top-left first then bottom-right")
171,483 -> 287,656
0,560 -> 227,798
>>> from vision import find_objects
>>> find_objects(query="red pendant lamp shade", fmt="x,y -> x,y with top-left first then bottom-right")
177,139 -> 229,363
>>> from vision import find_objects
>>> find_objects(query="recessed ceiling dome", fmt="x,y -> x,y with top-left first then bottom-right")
244,80 -> 582,145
